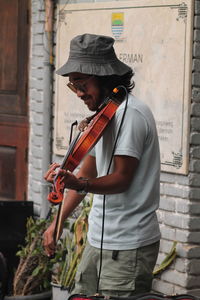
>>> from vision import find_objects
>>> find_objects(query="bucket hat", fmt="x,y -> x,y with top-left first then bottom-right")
56,33 -> 132,76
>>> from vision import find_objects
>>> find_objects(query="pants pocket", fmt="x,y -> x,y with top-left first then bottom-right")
99,275 -> 135,292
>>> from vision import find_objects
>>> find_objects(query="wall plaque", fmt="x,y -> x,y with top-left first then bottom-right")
54,0 -> 193,174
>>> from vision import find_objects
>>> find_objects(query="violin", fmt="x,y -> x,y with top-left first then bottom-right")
48,86 -> 124,205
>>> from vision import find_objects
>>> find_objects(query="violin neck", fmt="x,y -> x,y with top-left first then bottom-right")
60,131 -> 82,170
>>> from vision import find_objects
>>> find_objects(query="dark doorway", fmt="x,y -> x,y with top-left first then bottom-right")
0,0 -> 29,201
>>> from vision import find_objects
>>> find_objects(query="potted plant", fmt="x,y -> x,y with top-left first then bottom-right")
3,195 -> 91,300
51,196 -> 92,300
4,216 -> 54,300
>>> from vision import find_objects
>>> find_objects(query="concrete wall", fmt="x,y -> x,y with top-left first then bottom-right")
28,0 -> 200,294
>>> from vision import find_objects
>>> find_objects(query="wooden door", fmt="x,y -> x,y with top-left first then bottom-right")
0,0 -> 29,201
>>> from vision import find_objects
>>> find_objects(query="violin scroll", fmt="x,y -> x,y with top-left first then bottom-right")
48,177 -> 65,204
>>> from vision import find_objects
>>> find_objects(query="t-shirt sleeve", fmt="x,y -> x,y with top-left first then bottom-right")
114,107 -> 149,160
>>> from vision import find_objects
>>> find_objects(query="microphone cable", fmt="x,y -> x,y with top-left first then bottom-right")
96,85 -> 129,294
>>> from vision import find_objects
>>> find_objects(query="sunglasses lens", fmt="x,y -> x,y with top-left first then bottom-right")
67,76 -> 94,94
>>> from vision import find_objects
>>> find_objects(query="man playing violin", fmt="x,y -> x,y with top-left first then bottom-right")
43,33 -> 161,297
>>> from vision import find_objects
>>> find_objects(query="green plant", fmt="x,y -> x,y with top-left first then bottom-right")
13,216 -> 54,296
153,241 -> 177,276
12,195 -> 92,296
51,196 -> 92,292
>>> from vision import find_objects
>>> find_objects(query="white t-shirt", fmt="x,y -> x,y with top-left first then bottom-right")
87,94 -> 161,250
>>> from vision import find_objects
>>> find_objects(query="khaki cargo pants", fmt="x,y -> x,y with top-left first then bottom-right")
73,241 -> 160,297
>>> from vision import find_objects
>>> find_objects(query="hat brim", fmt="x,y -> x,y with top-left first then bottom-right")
56,59 -> 132,77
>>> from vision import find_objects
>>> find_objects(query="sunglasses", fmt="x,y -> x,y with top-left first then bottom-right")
67,76 -> 94,94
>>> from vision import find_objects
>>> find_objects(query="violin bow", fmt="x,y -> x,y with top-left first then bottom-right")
52,122 -> 81,248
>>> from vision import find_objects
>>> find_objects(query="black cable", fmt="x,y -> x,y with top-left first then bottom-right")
96,86 -> 129,293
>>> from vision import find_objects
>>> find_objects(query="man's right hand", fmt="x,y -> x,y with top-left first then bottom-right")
43,217 -> 65,257
43,222 -> 56,257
